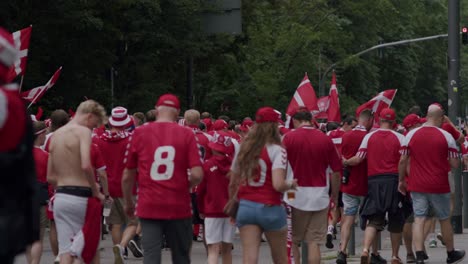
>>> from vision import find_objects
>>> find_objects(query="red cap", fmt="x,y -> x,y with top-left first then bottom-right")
403,114 -> 422,129
256,107 -> 279,123
239,119 -> 253,132
379,108 -> 396,121
156,93 -> 180,110
213,119 -> 228,131
208,131 -> 234,155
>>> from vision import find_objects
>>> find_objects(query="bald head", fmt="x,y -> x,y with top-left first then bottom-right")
184,109 -> 200,126
427,104 -> 444,127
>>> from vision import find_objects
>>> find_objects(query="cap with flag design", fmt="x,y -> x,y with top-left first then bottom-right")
379,108 -> 396,121
0,27 -> 18,82
213,119 -> 228,131
403,114 -> 422,129
156,93 -> 180,110
256,107 -> 279,123
109,106 -> 132,127
208,131 -> 234,155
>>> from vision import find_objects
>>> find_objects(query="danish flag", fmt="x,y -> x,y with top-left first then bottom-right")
356,89 -> 397,122
327,72 -> 341,122
286,73 -> 319,116
22,67 -> 62,104
6,26 -> 32,82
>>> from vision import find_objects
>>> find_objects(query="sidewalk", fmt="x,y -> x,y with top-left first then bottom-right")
14,227 -> 468,263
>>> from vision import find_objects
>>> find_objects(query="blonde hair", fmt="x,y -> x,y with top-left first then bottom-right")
77,100 -> 106,126
235,122 -> 281,182
184,109 -> 200,125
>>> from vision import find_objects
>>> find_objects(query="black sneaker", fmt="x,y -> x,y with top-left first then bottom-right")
336,251 -> 347,264
370,253 -> 387,264
447,249 -> 465,264
123,247 -> 128,260
326,233 -> 334,249
415,251 -> 426,264
128,239 -> 144,258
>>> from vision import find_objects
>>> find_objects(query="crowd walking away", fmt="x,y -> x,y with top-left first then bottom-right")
1,24 -> 468,264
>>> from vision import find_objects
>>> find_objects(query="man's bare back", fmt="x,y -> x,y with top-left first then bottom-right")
48,123 -> 93,188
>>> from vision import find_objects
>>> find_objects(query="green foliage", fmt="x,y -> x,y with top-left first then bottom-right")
0,0 -> 463,121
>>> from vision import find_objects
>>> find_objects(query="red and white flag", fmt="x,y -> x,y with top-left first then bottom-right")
286,73 -> 319,116
327,72 -> 341,123
6,25 -> 32,82
22,67 -> 62,104
356,89 -> 397,122
315,96 -> 330,120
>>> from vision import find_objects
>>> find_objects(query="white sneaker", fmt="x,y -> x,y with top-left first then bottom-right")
113,244 -> 125,264
54,256 -> 60,264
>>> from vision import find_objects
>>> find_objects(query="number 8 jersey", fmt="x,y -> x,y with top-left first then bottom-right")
125,122 -> 202,219
234,144 -> 287,205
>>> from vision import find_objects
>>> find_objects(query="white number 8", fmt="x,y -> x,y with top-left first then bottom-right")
150,146 -> 176,181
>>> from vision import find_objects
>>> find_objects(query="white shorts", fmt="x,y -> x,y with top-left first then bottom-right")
204,217 -> 236,245
54,193 -> 88,256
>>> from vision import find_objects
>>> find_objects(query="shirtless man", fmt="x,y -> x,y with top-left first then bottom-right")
47,100 -> 107,264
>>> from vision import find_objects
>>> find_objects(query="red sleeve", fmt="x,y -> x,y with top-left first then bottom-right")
442,123 -> 462,141
187,131 -> 203,168
126,132 -> 138,169
328,139 -> 342,172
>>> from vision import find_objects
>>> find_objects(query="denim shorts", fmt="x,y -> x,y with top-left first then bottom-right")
236,199 -> 287,231
411,192 -> 451,220
342,193 -> 364,216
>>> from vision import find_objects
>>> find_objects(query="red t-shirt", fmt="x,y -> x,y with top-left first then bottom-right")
340,125 -> 368,196
235,144 -> 287,205
96,130 -> 132,197
327,128 -> 346,156
357,129 -> 404,177
283,127 -> 342,187
126,122 -> 202,219
401,126 -> 458,193
188,125 -> 212,162
33,147 -> 49,183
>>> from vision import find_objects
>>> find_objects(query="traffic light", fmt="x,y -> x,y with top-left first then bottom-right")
463,26 -> 468,45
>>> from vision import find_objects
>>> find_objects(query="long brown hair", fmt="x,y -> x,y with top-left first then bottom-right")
235,122 -> 282,182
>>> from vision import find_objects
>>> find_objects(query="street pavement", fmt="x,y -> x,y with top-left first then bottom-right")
14,226 -> 468,263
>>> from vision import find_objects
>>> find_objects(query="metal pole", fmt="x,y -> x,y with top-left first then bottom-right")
110,67 -> 114,109
463,171 -> 468,228
448,0 -> 463,234
186,56 -> 194,109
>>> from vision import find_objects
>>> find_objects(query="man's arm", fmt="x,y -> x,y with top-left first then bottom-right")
189,166 -> 203,188
330,171 -> 340,203
344,155 -> 364,166
79,128 -> 100,197
398,155 -> 409,194
46,155 -> 57,187
97,169 -> 110,197
449,157 -> 460,169
122,168 -> 136,216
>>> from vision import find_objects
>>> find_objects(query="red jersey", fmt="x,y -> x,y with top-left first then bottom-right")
327,128 -> 346,155
341,125 -> 368,196
91,143 -> 106,181
357,129 -> 404,177
197,155 -> 232,217
235,144 -> 287,205
126,122 -> 202,219
284,126 -> 342,187
33,147 -> 49,183
96,130 -> 132,197
402,126 -> 458,193
188,125 -> 212,162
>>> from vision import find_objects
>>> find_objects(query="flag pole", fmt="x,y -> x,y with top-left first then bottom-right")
18,75 -> 24,93
27,89 -> 43,109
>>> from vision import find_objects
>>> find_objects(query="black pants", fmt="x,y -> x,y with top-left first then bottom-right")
140,218 -> 192,264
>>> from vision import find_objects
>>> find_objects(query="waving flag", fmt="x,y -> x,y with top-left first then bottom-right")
22,67 -> 62,106
286,73 -> 319,116
327,72 -> 341,123
6,25 -> 32,82
356,89 -> 397,122
315,96 -> 330,120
